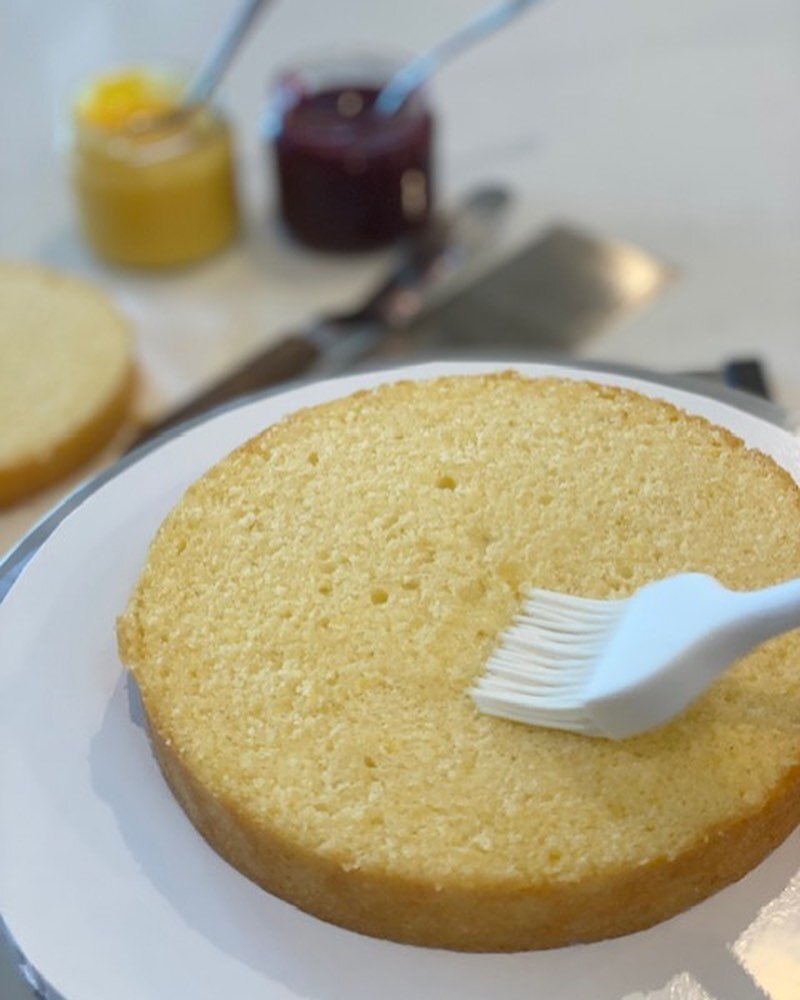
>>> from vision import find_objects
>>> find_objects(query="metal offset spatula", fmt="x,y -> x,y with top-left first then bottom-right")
471,572 -> 800,739
395,224 -> 675,353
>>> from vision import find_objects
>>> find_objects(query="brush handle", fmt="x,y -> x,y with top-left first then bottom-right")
586,573 -> 800,739
728,578 -> 800,647
692,578 -> 800,681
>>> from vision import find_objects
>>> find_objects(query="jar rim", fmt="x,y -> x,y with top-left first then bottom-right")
74,105 -> 228,168
263,47 -> 431,142
271,46 -> 415,82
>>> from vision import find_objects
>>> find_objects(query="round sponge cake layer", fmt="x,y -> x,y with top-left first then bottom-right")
118,374 -> 800,951
0,262 -> 133,506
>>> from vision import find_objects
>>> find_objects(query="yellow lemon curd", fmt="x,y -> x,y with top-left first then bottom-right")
73,70 -> 238,267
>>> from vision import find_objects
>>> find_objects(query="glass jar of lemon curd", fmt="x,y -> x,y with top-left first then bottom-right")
71,69 -> 239,268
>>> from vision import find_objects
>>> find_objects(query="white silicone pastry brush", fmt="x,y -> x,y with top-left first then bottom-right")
471,572 -> 800,739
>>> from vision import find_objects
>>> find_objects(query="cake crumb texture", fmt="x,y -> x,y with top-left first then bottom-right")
118,374 -> 800,950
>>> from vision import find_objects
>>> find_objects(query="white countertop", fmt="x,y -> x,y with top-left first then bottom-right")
1,1 -> 799,995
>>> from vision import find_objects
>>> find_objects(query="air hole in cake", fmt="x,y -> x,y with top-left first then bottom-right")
319,583 -> 332,596
436,474 -> 457,490
458,580 -> 485,603
498,560 -> 524,590
371,588 -> 389,605
468,527 -> 494,550
417,540 -> 435,563
363,755 -> 376,768
307,451 -> 319,466
401,579 -> 420,590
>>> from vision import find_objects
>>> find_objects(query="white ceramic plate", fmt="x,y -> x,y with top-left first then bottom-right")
2,361 -> 799,1000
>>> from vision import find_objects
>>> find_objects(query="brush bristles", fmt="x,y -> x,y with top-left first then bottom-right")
471,589 -> 627,733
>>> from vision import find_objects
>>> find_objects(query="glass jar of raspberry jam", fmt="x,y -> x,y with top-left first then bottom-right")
265,53 -> 435,252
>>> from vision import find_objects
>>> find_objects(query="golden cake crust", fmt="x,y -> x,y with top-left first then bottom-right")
118,374 -> 800,950
144,716 -> 800,951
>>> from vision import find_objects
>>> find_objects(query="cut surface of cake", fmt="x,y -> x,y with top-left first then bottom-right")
117,374 -> 800,951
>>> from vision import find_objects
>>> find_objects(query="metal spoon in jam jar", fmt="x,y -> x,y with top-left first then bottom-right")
375,0 -> 545,118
